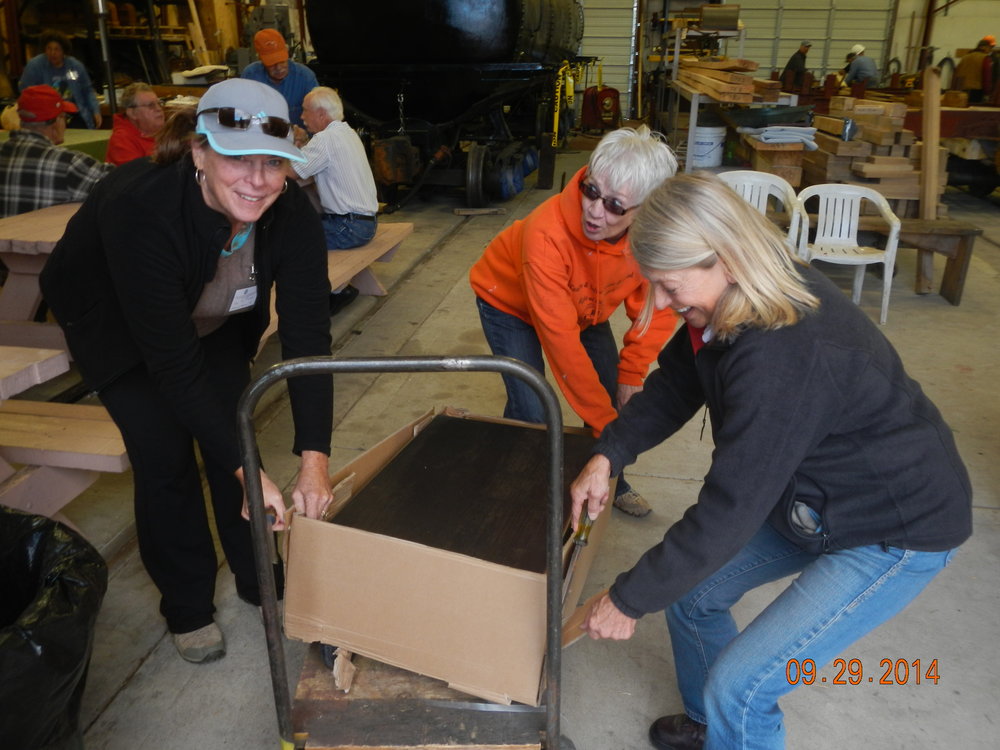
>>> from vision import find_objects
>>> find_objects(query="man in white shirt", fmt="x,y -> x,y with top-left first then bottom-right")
294,86 -> 379,250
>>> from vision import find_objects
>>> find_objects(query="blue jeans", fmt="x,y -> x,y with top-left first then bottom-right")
321,213 -> 377,250
475,296 -> 633,497
666,521 -> 958,749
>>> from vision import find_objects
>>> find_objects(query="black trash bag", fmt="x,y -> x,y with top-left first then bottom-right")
0,507 -> 108,750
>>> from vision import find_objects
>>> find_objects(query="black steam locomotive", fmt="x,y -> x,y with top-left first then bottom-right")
304,0 -> 584,208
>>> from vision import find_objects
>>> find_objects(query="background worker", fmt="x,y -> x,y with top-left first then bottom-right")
292,86 -> 380,314
106,82 -> 165,165
40,79 -> 334,665
779,41 -> 811,90
0,84 -> 111,218
843,44 -> 879,87
470,126 -> 679,518
19,29 -> 102,129
570,173 -> 971,750
954,37 -> 995,104
241,28 -> 317,127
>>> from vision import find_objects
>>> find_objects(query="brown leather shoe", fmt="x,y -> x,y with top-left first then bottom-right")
648,714 -> 706,750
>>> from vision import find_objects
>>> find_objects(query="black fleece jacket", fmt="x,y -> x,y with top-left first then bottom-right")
40,155 -> 333,474
597,266 -> 972,619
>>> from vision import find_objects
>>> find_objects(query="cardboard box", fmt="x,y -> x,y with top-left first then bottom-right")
283,408 -> 611,706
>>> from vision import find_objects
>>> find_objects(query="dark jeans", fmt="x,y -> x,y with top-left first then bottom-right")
321,212 -> 377,250
476,296 -> 633,497
98,319 -> 271,633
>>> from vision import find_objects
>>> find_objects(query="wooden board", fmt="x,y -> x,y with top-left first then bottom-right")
677,70 -> 753,95
331,414 -> 596,574
0,400 -> 129,472
852,161 -> 915,177
813,115 -> 848,137
292,646 -> 544,749
681,57 -> 759,72
813,131 -> 873,157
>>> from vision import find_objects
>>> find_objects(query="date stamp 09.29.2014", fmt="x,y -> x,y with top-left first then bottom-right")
786,658 -> 940,686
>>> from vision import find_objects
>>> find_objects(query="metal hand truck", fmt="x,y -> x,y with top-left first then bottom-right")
237,355 -> 576,750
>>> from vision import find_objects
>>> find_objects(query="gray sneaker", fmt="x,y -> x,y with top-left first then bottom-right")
613,488 -> 652,517
173,622 -> 226,663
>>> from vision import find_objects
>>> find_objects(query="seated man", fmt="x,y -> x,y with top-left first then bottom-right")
241,29 -> 317,127
106,82 -> 165,165
0,85 -> 113,218
293,86 -> 380,313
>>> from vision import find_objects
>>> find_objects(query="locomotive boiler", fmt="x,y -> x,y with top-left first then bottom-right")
304,0 -> 584,209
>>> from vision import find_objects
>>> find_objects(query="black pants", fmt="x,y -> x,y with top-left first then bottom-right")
99,320 -> 262,633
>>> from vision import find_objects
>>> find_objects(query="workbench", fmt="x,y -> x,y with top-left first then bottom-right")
868,217 -> 983,305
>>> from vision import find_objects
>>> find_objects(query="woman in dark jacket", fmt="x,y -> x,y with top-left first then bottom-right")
569,173 -> 972,750
40,79 -> 334,664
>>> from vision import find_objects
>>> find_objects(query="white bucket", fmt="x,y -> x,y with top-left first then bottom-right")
689,125 -> 727,168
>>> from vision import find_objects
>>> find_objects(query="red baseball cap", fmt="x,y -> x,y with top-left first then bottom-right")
17,85 -> 78,122
254,29 -> 288,67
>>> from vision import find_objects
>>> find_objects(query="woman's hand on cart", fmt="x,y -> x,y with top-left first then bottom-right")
291,450 -> 333,520
237,466 -> 291,530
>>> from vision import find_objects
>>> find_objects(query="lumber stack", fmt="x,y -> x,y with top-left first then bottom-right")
803,96 -> 949,218
753,78 -> 782,103
677,58 -> 759,103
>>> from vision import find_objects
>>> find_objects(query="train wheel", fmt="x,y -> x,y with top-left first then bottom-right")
466,143 -> 489,207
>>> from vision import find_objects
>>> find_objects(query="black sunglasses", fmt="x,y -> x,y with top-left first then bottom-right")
198,107 -> 291,139
578,180 -> 635,217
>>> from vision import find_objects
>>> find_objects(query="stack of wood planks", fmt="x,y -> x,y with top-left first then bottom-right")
738,136 -> 804,187
677,58 -> 759,104
803,96 -> 949,218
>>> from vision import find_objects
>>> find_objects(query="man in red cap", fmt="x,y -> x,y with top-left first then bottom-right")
240,28 -> 318,127
0,84 -> 112,217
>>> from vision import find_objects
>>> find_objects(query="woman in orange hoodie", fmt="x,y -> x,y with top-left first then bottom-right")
470,126 -> 679,516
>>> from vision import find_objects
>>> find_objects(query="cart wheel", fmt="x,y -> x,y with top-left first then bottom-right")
466,143 -> 489,207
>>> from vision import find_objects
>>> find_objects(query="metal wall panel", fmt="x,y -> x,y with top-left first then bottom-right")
736,0 -> 895,81
580,1 -> 637,116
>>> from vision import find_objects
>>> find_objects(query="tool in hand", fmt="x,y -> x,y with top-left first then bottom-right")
561,513 -> 595,602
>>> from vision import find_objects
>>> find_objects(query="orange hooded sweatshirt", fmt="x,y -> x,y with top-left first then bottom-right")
470,166 -> 678,434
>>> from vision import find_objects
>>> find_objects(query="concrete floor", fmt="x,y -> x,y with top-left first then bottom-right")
43,149 -> 1000,749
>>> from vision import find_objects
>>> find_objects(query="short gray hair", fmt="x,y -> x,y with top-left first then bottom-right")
121,82 -> 155,109
587,125 -> 678,204
305,86 -> 343,121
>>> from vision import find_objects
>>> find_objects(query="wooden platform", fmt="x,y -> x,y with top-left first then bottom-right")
291,646 -> 544,749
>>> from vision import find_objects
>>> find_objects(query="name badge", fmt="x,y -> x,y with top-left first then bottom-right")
229,286 -> 258,312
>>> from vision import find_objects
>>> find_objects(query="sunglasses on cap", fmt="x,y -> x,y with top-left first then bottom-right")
578,180 -> 636,217
198,107 -> 291,139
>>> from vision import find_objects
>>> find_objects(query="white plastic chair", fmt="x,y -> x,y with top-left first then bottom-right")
797,183 -> 901,325
718,170 -> 807,254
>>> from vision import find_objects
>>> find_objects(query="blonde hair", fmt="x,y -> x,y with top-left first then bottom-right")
631,172 -> 819,341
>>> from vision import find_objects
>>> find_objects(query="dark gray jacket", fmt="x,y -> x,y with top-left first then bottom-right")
598,266 -> 972,618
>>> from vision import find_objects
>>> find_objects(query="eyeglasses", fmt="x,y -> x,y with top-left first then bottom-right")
578,180 -> 635,217
197,107 -> 291,139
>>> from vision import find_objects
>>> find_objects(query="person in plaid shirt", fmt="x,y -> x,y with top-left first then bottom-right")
1,85 -> 112,218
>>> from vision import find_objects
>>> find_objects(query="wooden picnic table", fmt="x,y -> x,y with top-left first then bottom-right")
0,345 -> 69,402
0,202 -> 80,350
0,202 -> 81,321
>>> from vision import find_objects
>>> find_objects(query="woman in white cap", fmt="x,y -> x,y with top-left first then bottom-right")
40,78 -> 334,663
843,44 -> 879,87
